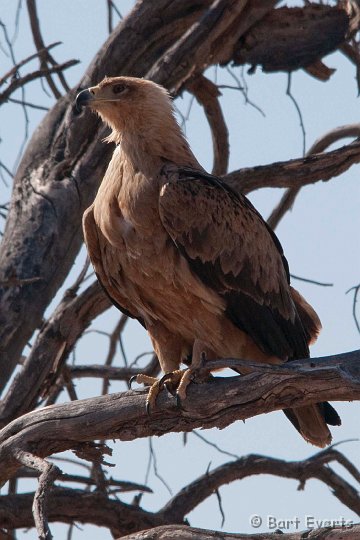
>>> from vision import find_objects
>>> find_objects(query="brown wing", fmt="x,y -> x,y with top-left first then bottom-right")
159,166 -> 310,360
82,204 -> 145,327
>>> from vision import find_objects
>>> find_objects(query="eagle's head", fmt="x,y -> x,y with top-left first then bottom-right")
76,76 -> 175,137
75,76 -> 197,166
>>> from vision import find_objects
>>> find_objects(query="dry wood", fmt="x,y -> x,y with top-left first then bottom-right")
223,137 -> 360,196
187,74 -> 229,175
0,281 -> 111,428
232,5 -> 350,73
1,448 -> 359,537
0,349 -> 359,486
119,524 -> 360,539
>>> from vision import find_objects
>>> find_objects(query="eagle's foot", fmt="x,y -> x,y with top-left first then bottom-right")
162,356 -> 210,406
130,372 -> 184,413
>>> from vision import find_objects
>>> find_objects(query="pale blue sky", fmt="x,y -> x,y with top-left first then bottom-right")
1,1 -> 359,538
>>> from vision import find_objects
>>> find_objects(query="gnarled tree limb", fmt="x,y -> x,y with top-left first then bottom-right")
1,448 -> 359,537
223,136 -> 360,196
119,524 -> 360,540
0,349 -> 359,486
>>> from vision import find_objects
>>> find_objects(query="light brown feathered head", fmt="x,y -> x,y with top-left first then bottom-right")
76,76 -> 176,138
76,76 -> 198,166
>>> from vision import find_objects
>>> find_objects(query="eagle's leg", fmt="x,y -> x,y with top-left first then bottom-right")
175,341 -> 215,402
135,325 -> 189,413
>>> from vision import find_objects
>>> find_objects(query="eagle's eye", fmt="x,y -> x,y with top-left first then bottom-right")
112,84 -> 126,95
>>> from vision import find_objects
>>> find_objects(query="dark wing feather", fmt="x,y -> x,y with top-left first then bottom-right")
159,165 -> 310,360
83,205 -> 145,328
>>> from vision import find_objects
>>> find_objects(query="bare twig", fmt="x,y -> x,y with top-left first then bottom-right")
70,354 -> 159,382
0,60 -> 79,106
149,438 -> 173,496
7,96 -> 48,110
290,274 -> 333,287
0,42 -> 62,87
102,314 -> 128,396
26,0 -> 71,96
226,66 -> 265,117
286,72 -> 306,156
346,284 -> 360,334
192,430 -> 239,460
106,0 -> 123,33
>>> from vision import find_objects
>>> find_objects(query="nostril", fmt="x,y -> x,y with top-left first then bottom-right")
90,89 -> 95,95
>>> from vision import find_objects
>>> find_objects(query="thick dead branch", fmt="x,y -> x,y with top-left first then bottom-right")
160,449 -> 360,522
0,281 -> 111,428
119,524 -> 360,539
0,349 -> 359,485
0,487 -> 168,537
223,136 -> 360,196
232,5 -> 350,73
1,448 -> 359,537
267,124 -> 360,229
148,1 -> 278,90
187,74 -> 229,175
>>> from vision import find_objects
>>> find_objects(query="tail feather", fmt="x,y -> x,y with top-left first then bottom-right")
283,405 -> 339,448
284,288 -> 341,446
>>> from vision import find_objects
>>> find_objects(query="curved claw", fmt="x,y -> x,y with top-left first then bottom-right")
146,400 -> 151,415
159,372 -> 173,385
129,374 -> 138,388
176,392 -> 183,409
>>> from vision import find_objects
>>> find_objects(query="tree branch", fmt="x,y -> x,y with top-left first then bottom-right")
0,487 -> 168,537
0,349 -> 359,486
0,60 -> 79,106
0,281 -> 111,428
1,448 -> 359,537
232,4 -> 353,73
70,354 -> 160,383
160,448 -> 360,522
187,74 -> 229,175
119,524 -> 360,540
222,136 -> 360,196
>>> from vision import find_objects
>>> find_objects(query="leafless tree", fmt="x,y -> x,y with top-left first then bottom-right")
1,1 -> 360,538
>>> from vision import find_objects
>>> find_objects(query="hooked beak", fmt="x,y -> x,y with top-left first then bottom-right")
75,89 -> 93,113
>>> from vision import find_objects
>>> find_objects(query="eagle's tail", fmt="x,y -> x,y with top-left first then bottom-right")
283,403 -> 340,448
285,287 -> 341,447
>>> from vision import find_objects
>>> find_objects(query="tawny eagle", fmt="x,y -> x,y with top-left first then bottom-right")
76,76 -> 340,447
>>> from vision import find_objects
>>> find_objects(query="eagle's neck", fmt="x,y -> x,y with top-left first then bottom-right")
110,117 -> 201,177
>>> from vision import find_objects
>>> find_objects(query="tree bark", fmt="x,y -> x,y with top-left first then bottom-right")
0,350 -> 359,486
